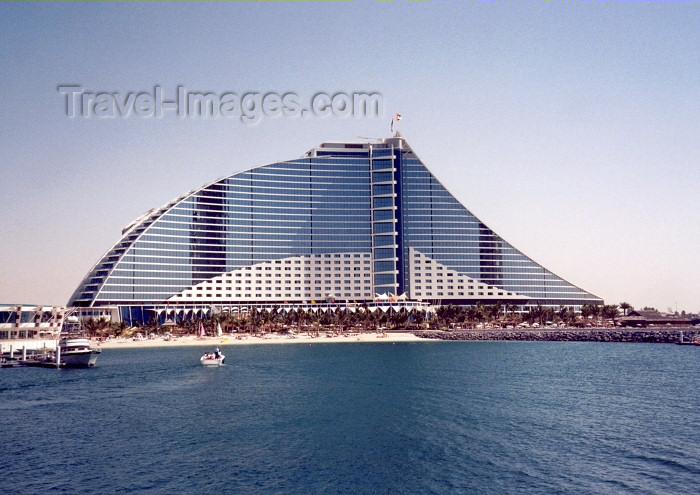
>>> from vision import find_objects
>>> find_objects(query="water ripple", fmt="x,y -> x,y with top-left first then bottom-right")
1,342 -> 698,494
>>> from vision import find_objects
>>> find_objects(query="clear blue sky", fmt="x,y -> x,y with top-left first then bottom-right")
1,2 -> 698,313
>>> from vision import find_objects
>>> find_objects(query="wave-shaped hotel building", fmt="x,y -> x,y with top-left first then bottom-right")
69,134 -> 602,324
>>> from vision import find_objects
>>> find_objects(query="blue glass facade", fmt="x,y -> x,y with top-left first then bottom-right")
69,136 -> 602,313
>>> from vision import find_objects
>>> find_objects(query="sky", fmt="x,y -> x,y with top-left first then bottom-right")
1,2 -> 698,313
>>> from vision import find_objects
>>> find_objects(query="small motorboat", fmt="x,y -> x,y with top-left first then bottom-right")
200,348 -> 225,366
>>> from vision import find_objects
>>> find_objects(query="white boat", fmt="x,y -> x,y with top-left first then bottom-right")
56,337 -> 101,367
200,348 -> 225,366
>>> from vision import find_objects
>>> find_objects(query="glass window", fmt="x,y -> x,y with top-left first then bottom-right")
371,158 -> 392,168
372,171 -> 393,183
372,184 -> 393,196
374,274 -> 395,286
374,235 -> 394,247
372,197 -> 393,209
374,248 -> 394,259
373,210 -> 394,221
373,222 -> 394,234
374,261 -> 394,272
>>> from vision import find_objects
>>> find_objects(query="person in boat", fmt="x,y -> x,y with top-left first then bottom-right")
214,348 -> 221,359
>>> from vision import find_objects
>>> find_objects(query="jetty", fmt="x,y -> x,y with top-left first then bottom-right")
0,343 -> 66,368
1,349 -> 61,368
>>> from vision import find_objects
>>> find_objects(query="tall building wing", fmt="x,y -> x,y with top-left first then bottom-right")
394,138 -> 600,307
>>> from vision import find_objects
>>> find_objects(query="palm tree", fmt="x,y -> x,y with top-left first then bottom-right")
602,305 -> 620,321
110,320 -> 128,337
377,311 -> 389,329
619,302 -> 633,316
453,307 -> 467,328
504,304 -> 521,326
581,305 -> 596,319
259,309 -> 273,333
525,305 -> 553,326
319,310 -> 333,329
269,306 -> 282,332
218,312 -> 233,334
409,308 -> 425,329
283,309 -> 297,332
232,311 -> 246,333
298,309 -> 312,334
475,303 -> 489,325
333,308 -> 348,334
83,317 -> 109,338
557,307 -> 576,327
246,308 -> 262,333
362,309 -> 377,332
464,307 -> 478,328
181,318 -> 197,336
488,302 -> 503,323
389,309 -> 409,329
438,304 -> 466,327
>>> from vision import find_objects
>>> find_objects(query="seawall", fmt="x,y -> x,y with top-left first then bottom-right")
415,328 -> 700,344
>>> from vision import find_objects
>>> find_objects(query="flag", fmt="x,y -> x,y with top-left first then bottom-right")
392,113 -> 402,133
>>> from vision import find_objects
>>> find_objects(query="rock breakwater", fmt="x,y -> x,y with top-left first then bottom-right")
415,328 -> 699,344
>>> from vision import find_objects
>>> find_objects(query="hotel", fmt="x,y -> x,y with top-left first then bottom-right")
68,135 -> 602,324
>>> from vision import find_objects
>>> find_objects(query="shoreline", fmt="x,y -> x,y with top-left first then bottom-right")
100,327 -> 698,348
3,327 -> 698,353
98,331 -> 425,349
2,332 -> 424,353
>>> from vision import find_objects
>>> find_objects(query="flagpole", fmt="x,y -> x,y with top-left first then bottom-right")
392,113 -> 402,136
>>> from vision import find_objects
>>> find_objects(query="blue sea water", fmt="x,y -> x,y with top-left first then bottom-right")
1,341 -> 698,494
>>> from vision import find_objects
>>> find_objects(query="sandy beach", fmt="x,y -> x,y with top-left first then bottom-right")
0,332 -> 425,354
97,331 -> 426,349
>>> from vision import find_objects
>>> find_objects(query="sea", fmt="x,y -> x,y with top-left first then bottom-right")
1,341 -> 698,494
